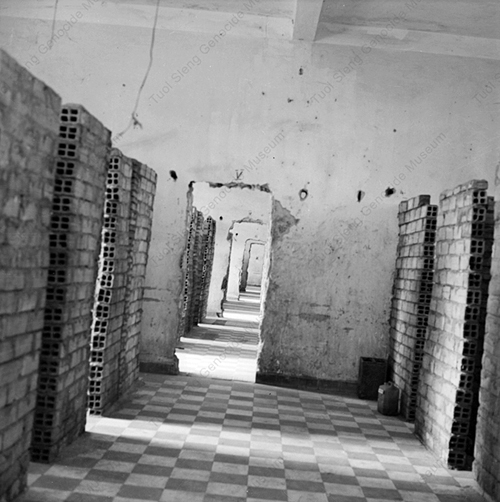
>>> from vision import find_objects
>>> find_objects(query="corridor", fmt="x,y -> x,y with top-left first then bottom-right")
176,287 -> 263,383
20,373 -> 486,502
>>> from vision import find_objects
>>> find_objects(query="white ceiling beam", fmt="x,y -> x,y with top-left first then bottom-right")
0,0 -> 294,40
292,0 -> 324,41
316,23 -> 500,61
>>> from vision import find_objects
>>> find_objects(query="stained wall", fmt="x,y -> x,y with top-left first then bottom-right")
2,10 -> 498,382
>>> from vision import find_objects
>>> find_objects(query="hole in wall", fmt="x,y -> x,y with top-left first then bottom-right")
299,189 -> 308,201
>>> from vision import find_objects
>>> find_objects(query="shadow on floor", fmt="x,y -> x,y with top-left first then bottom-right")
177,288 -> 262,383
20,373 -> 488,502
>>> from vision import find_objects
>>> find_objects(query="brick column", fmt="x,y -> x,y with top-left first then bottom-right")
31,104 -> 110,462
0,49 -> 61,502
416,180 -> 493,470
389,195 -> 437,421
179,208 -> 201,337
474,174 -> 500,500
87,150 -> 132,415
121,160 -> 157,394
178,208 -> 194,337
192,210 -> 207,325
199,217 -> 216,322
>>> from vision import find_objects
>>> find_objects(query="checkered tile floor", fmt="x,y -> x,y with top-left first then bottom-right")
20,374 -> 488,502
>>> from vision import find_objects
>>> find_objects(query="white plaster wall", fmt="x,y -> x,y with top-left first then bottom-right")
1,13 -> 498,379
226,223 -> 268,300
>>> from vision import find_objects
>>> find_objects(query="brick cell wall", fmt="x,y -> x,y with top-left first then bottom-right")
31,104 -> 110,463
179,208 -> 198,337
178,209 -> 215,337
121,160 -> 157,395
191,211 -> 206,325
389,195 -> 438,422
88,150 -> 132,415
474,176 -> 500,500
199,217 -> 216,321
0,50 -> 61,502
416,180 -> 493,470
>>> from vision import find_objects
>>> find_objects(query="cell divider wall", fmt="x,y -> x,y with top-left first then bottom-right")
87,149 -> 132,415
88,153 -> 157,414
0,49 -> 61,502
178,209 -> 216,338
474,174 -> 500,501
199,217 -> 216,322
179,208 -> 199,338
190,211 -> 205,326
389,195 -> 438,422
31,104 -> 110,463
121,159 -> 157,396
416,179 -> 494,470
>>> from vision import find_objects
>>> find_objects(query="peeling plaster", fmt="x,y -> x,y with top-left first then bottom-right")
208,181 -> 271,192
271,199 -> 299,241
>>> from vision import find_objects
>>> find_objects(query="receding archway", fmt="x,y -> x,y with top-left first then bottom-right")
240,240 -> 266,293
226,224 -> 267,303
175,181 -> 273,383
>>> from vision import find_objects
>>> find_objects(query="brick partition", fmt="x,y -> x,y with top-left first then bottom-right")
87,149 -> 132,415
179,208 -> 201,338
416,180 -> 493,470
88,153 -> 157,413
119,159 -> 157,395
389,195 -> 437,421
474,175 -> 500,500
190,210 -> 205,326
178,209 -> 216,338
199,216 -> 216,322
0,50 -> 61,502
31,104 -> 110,463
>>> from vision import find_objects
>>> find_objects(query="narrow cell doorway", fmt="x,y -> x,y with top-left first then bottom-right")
239,240 -> 265,301
224,226 -> 267,323
176,181 -> 273,382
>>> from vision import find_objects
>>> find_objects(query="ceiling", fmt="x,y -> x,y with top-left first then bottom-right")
116,0 -> 295,19
317,0 -> 500,60
319,0 -> 500,41
1,0 -> 499,59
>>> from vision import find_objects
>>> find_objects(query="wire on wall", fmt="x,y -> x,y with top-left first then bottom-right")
51,0 -> 60,40
115,0 -> 161,143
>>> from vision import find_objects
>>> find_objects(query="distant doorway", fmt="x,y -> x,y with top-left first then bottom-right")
240,241 -> 265,293
176,182 -> 272,382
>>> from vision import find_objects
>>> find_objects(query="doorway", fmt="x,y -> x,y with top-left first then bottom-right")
245,242 -> 266,290
239,240 -> 266,307
176,182 -> 273,382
